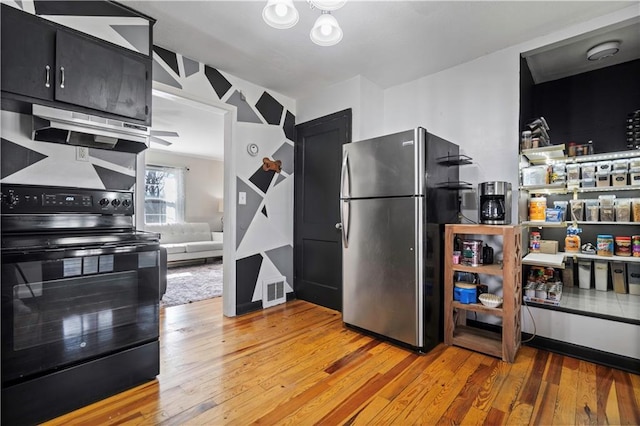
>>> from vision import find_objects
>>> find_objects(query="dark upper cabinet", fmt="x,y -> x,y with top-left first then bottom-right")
1,5 -> 56,101
1,5 -> 151,124
55,31 -> 149,122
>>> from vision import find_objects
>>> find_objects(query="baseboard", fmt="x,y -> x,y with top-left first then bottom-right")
236,301 -> 263,315
466,319 -> 640,374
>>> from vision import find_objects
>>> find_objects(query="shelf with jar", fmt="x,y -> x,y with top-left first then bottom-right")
520,148 -> 640,314
444,224 -> 522,363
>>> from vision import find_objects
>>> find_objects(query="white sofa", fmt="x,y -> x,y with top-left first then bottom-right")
144,222 -> 223,263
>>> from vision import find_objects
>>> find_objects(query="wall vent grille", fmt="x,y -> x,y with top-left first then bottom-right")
262,276 -> 286,308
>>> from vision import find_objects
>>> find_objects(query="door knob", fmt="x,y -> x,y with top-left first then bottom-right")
335,223 -> 342,230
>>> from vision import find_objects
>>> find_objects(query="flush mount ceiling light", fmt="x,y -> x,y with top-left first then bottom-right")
262,0 -> 299,29
263,0 -> 345,46
586,41 -> 620,61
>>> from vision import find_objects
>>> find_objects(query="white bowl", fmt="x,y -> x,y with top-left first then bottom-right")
479,293 -> 503,308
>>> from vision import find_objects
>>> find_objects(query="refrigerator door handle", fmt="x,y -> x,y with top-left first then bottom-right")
340,150 -> 350,199
341,199 -> 350,248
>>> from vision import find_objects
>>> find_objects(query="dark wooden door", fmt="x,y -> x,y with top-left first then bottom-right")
294,109 -> 351,311
1,4 -> 55,101
56,30 -> 151,122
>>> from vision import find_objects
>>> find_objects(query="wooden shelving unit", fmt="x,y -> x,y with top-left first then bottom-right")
444,224 -> 522,363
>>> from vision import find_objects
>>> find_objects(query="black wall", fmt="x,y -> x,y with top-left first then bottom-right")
530,59 -> 640,153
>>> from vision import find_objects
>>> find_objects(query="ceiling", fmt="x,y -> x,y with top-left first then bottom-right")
524,16 -> 640,83
125,0 -> 638,100
149,90 -> 225,160
133,1 -> 639,159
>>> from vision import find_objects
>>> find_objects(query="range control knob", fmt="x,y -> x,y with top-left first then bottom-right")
111,199 -> 121,207
2,193 -> 18,206
99,198 -> 110,207
122,199 -> 132,208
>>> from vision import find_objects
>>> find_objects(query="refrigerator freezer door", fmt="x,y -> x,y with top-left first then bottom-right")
342,196 -> 423,347
341,128 -> 425,199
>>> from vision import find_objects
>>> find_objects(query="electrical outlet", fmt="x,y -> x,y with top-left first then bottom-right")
76,146 -> 89,162
238,192 -> 246,205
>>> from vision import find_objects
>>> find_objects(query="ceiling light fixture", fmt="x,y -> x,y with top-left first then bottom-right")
262,0 -> 299,29
586,41 -> 620,61
310,11 -> 342,46
262,0 -> 345,46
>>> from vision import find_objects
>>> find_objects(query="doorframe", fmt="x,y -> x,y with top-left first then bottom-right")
293,108 -> 352,307
137,82 -> 238,317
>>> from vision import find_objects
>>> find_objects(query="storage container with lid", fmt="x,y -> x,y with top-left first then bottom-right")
454,283 -> 477,304
615,236 -> 632,256
615,199 -> 631,222
630,167 -> 640,186
584,199 -> 599,222
594,261 -> 608,291
597,161 -> 613,174
597,235 -> 614,256
611,171 -> 628,187
570,199 -> 584,221
522,165 -> 549,186
581,162 -> 596,180
566,164 -> 581,181
613,159 -> 629,171
633,199 -> 640,222
529,197 -> 547,221
629,158 -> 640,169
553,201 -> 568,218
582,178 -> 596,188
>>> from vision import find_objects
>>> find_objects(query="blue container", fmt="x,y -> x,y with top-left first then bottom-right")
454,286 -> 477,304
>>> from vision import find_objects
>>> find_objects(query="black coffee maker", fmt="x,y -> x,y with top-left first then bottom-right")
479,181 -> 512,224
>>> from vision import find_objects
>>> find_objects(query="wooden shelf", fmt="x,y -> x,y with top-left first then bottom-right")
452,263 -> 503,277
451,301 -> 504,317
444,224 -> 522,363
452,325 -> 503,359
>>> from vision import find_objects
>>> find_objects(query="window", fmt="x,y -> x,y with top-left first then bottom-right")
144,165 -> 185,224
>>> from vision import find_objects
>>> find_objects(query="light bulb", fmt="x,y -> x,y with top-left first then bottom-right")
275,3 -> 287,17
321,24 -> 332,36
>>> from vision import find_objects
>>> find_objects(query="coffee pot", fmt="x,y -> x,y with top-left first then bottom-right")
478,181 -> 512,225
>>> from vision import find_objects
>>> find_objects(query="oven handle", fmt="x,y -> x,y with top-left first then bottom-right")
1,242 -> 159,260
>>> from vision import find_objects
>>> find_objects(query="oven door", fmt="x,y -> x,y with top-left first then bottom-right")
1,242 -> 160,386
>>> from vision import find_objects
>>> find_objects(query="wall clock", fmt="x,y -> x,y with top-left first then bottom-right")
247,143 -> 259,156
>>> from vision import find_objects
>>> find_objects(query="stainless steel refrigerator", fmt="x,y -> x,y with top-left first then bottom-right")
340,127 -> 459,351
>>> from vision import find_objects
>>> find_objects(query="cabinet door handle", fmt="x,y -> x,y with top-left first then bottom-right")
60,66 -> 65,89
45,65 -> 51,88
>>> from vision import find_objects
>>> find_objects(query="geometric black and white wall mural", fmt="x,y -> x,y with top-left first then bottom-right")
0,1 -> 150,191
2,0 -> 295,316
0,111 -> 137,190
152,44 -> 296,315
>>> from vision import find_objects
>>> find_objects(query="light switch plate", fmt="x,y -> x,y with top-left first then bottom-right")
238,192 -> 246,205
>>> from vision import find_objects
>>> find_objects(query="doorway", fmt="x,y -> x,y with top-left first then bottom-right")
294,109 -> 351,312
140,89 -> 228,308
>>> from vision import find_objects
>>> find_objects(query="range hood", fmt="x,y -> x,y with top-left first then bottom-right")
32,104 -> 150,153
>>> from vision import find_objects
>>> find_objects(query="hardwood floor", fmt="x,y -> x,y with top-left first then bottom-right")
46,298 -> 640,425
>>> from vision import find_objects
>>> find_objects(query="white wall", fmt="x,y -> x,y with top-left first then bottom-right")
297,74 -> 384,142
384,47 -> 520,223
296,5 -> 640,357
145,150 -> 224,231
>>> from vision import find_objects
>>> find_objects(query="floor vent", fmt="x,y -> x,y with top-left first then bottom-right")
262,276 -> 286,308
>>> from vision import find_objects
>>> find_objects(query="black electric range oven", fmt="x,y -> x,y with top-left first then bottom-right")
1,184 -> 160,425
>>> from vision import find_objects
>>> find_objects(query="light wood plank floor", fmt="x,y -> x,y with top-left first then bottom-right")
46,298 -> 640,425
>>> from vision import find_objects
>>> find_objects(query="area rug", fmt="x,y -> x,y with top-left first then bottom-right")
162,259 -> 223,307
